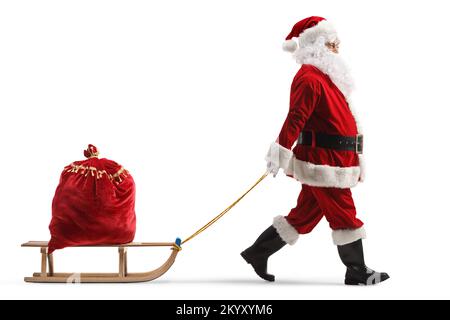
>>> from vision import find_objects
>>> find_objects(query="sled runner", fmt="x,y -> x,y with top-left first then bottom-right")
21,240 -> 181,283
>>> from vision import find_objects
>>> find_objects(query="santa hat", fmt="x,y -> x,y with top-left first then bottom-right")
282,16 -> 338,52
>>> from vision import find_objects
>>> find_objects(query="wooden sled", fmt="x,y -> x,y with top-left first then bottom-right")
21,240 -> 181,283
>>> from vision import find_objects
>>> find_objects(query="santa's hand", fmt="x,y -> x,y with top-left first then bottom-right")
266,161 -> 280,177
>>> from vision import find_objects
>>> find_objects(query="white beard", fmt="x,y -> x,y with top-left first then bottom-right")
293,43 -> 354,100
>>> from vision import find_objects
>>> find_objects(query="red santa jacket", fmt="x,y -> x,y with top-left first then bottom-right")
266,64 -> 364,188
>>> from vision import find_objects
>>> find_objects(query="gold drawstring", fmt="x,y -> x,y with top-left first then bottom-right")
66,164 -> 128,183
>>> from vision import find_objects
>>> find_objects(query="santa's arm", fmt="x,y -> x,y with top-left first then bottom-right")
266,78 -> 321,175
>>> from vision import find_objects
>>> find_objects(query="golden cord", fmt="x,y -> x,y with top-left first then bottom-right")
181,172 -> 269,245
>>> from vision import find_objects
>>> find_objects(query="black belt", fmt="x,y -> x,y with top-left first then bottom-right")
297,131 -> 363,154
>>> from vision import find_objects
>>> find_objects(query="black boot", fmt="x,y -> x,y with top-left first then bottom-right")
241,226 -> 286,282
337,239 -> 390,285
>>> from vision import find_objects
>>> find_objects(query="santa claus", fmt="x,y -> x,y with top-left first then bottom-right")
241,16 -> 389,285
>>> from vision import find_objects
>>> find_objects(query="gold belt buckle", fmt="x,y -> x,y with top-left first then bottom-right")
356,134 -> 363,154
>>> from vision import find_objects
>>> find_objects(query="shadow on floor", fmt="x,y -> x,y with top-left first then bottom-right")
155,278 -> 342,286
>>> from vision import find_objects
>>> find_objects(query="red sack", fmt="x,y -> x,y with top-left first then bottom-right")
48,145 -> 136,253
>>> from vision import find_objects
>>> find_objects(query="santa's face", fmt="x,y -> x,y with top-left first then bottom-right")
325,41 -> 340,54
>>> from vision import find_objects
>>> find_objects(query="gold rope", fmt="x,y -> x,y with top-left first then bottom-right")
181,172 -> 269,245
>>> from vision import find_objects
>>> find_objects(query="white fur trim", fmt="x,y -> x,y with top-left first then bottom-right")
332,227 -> 366,246
282,39 -> 298,52
265,142 -> 360,188
265,142 -> 293,173
358,154 -> 365,182
288,158 -> 360,188
297,20 -> 338,47
273,215 -> 298,245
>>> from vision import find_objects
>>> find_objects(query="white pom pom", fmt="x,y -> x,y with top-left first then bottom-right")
282,39 -> 298,52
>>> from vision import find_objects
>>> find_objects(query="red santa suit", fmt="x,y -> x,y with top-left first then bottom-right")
266,17 -> 366,246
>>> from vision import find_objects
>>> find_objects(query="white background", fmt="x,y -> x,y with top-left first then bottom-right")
1,0 -> 449,300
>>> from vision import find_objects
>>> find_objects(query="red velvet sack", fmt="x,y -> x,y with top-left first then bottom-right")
48,145 -> 136,253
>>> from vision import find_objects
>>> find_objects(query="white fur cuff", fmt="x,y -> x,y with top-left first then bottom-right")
332,227 -> 366,246
273,215 -> 299,245
265,142 -> 293,173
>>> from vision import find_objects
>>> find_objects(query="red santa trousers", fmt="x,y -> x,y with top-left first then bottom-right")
284,184 -> 364,243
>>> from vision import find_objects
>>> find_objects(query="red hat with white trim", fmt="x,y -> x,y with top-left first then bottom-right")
282,16 -> 338,52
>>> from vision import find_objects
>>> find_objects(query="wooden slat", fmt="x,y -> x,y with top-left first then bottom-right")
118,248 -> 127,277
124,250 -> 128,276
47,253 -> 54,276
118,242 -> 175,247
40,247 -> 47,276
33,272 -> 119,278
22,241 -> 175,248
22,241 -> 49,247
